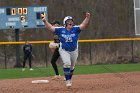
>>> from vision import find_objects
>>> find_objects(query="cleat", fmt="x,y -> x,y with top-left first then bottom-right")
29,68 -> 33,71
52,75 -> 61,80
64,77 -> 66,81
22,68 -> 25,71
66,80 -> 72,87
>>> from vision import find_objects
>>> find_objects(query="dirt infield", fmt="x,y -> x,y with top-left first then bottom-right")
0,72 -> 139,93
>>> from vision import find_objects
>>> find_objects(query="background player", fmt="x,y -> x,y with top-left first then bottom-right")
42,12 -> 90,87
49,20 -> 61,80
22,41 -> 33,71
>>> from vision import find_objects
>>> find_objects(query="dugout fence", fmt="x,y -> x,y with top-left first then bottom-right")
0,38 -> 140,69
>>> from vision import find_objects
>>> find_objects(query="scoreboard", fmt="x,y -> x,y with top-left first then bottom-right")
0,6 -> 48,29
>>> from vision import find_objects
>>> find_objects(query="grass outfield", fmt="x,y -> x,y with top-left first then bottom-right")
0,63 -> 140,79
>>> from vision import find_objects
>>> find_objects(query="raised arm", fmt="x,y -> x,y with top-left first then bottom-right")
80,12 -> 91,30
42,14 -> 55,32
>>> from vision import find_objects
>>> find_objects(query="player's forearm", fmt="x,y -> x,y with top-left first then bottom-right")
81,17 -> 90,27
80,12 -> 90,30
42,14 -> 55,32
43,20 -> 55,32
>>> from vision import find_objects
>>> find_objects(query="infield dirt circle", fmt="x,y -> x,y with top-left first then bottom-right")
0,72 -> 139,93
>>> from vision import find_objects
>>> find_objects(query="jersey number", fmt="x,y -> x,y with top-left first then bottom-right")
65,37 -> 73,42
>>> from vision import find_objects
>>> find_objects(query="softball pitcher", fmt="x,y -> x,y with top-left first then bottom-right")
42,12 -> 90,87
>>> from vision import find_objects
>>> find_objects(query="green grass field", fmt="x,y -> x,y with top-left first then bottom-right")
0,63 -> 140,80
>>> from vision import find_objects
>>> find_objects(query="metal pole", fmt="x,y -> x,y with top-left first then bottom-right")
3,45 -> 7,69
44,44 -> 48,67
14,29 -> 22,67
89,43 -> 92,65
131,40 -> 135,63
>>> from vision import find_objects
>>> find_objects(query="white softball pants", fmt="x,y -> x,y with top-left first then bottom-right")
59,48 -> 78,69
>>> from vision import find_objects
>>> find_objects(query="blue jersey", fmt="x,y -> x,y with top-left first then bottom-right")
55,26 -> 81,51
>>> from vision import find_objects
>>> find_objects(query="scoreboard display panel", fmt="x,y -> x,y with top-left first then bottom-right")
0,6 -> 48,29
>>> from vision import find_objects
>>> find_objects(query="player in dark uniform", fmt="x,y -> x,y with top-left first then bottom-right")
22,41 -> 33,71
49,21 -> 61,80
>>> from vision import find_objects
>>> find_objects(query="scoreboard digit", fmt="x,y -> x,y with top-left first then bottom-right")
18,8 -> 23,15
11,8 -> 16,15
23,8 -> 28,15
0,6 -> 48,29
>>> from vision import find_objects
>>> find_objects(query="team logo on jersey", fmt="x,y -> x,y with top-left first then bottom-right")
62,30 -> 66,33
61,34 -> 75,42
